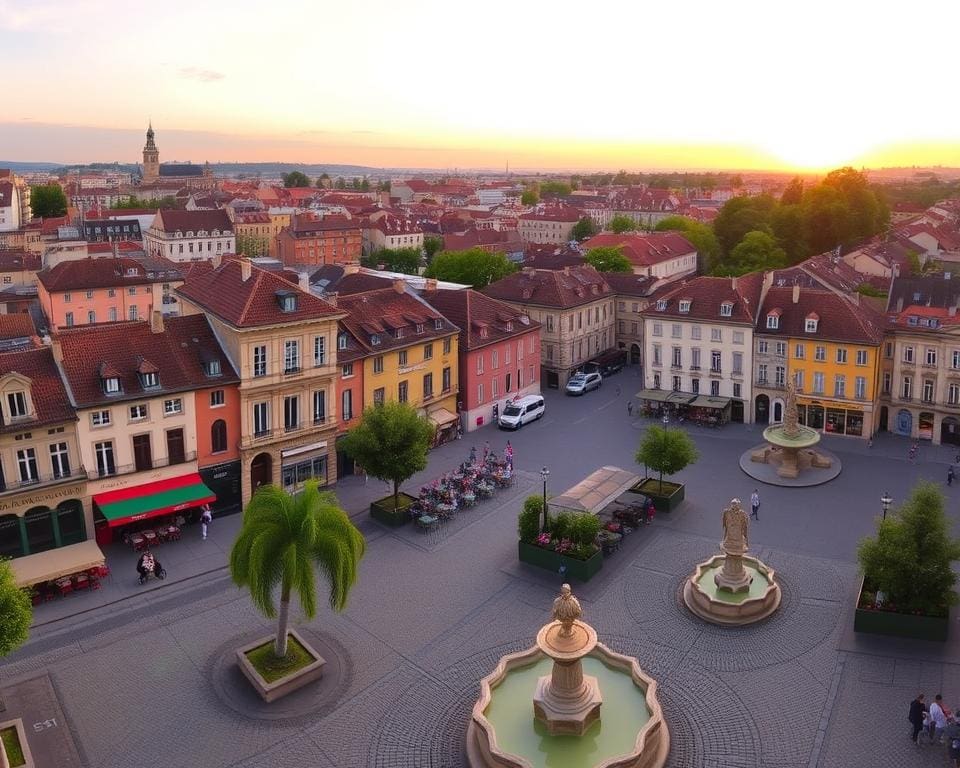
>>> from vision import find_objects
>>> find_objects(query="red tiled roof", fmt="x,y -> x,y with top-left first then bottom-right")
38,257 -> 176,292
0,250 -> 41,271
0,347 -> 75,432
642,273 -> 765,324
443,229 -> 523,252
337,287 -> 455,353
756,286 -> 885,344
289,213 -> 360,235
57,315 -> 238,407
85,241 -> 144,256
483,265 -> 612,308
582,232 -> 696,267
153,209 -> 233,235
519,207 -> 581,223
0,314 -> 36,341
422,288 -> 540,351
176,260 -> 341,327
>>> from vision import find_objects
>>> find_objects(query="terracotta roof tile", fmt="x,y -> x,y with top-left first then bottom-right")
582,232 -> 696,267
0,347 -> 75,432
756,286 -> 884,344
483,265 -> 612,309
422,289 -> 540,351
153,209 -> 233,235
337,288 -> 456,353
642,273 -> 765,324
38,257 -> 180,292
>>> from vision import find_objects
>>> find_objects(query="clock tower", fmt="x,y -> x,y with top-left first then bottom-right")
142,122 -> 159,183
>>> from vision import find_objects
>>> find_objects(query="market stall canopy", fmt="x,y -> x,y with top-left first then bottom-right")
11,539 -> 105,587
689,395 -> 731,411
634,389 -> 696,405
428,407 -> 459,427
93,473 -> 216,528
549,466 -> 641,515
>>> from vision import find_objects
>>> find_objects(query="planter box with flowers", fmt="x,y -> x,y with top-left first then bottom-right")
516,498 -> 603,582
854,577 -> 949,641
518,539 -> 603,582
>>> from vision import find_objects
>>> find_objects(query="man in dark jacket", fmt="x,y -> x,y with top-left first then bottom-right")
910,693 -> 926,744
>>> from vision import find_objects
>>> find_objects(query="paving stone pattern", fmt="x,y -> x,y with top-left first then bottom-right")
5,385 -> 960,767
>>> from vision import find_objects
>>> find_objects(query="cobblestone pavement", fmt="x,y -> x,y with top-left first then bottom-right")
6,380 -> 960,768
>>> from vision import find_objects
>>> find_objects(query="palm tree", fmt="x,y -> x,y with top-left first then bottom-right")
229,481 -> 365,657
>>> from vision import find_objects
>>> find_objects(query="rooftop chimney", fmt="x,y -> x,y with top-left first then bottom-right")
730,276 -> 738,291
392,278 -> 405,294
298,271 -> 310,293
896,297 -> 904,312
325,293 -> 337,308
150,310 -> 165,334
240,259 -> 252,282
212,254 -> 222,270
792,283 -> 800,304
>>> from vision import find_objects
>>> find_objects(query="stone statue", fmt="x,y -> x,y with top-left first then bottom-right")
552,583 -> 582,637
721,498 -> 749,554
783,379 -> 800,438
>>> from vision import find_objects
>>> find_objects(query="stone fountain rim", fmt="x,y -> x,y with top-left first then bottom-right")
761,423 -> 821,448
688,553 -> 779,605
471,640 -> 668,768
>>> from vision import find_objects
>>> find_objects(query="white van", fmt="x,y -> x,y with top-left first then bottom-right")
498,395 -> 545,430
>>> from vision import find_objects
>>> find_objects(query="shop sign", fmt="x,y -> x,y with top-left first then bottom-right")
0,482 -> 83,513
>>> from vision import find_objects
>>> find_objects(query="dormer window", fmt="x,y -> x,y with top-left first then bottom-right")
125,267 -> 139,277
679,300 -> 691,313
104,377 -> 121,394
434,318 -> 443,330
276,291 -> 298,313
656,299 -> 667,311
720,302 -> 733,317
7,391 -> 27,419
416,323 -> 424,334
505,321 -> 513,331
766,314 -> 779,330
338,333 -> 348,350
371,333 -> 381,346
205,359 -> 222,377
805,314 -> 819,333
139,372 -> 159,389
480,327 -> 489,339
395,328 -> 404,340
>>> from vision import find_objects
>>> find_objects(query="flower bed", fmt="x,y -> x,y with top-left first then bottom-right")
0,720 -> 30,768
632,479 -> 684,512
370,493 -> 417,527
854,578 -> 949,641
517,540 -> 603,582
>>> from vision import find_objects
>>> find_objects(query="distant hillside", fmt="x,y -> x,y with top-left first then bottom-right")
0,161 -> 64,172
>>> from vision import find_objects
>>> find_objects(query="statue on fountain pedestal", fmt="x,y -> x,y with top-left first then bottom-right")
721,498 -> 749,555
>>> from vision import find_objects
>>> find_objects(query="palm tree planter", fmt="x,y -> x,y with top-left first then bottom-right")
230,481 -> 365,703
0,719 -> 32,768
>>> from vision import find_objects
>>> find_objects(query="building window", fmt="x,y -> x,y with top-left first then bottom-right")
775,365 -> 785,386
423,373 -> 434,399
211,420 -> 227,453
652,344 -> 661,366
546,315 -> 555,332
926,348 -> 937,366
710,351 -> 721,373
836,348 -> 847,364
91,410 -> 111,427
679,300 -> 691,313
210,390 -> 224,407
88,310 -> 96,324
338,333 -> 347,350
424,343 -> 433,360
164,398 -> 182,415
671,347 -> 681,368
773,342 -> 784,357
813,372 -> 825,395
341,389 -> 353,421
950,383 -> 960,405
314,336 -> 326,366
672,375 -> 681,391
374,387 -> 385,406
795,344 -> 805,359
923,380 -> 934,403
710,380 -> 720,396
398,380 -> 408,403
733,352 -> 743,375
815,346 -> 826,362
129,404 -> 147,421
63,293 -> 71,304
283,396 -> 299,431
711,328 -> 722,342
691,348 -> 701,370
140,371 -> 159,389
882,372 -> 891,394
834,374 -> 846,398
691,326 -> 702,340
108,308 -> 117,322
766,314 -> 779,329
313,390 -> 326,423
6,392 -> 27,419
129,306 -> 138,321
720,302 -> 733,317
855,376 -> 866,400
652,372 -> 661,389
757,364 -> 768,384
794,370 -> 804,391
204,359 -> 221,377
477,383 -> 484,404
671,324 -> 682,338
373,356 -> 384,374
443,337 -> 452,354
281,455 -> 327,491
903,346 -> 914,364
477,354 -> 484,374
856,349 -> 868,366
342,363 -> 354,378
691,378 -> 700,394
65,312 -> 74,327
652,322 -> 662,337
49,442 -> 70,478
442,366 -> 451,392
901,376 -> 912,400
805,318 -> 818,332
253,345 -> 267,377
398,349 -> 408,367
953,350 -> 960,369
253,402 -> 270,436
733,331 -> 744,345
16,448 -> 37,484
95,441 -> 115,477
757,340 -> 768,354
284,340 -> 300,374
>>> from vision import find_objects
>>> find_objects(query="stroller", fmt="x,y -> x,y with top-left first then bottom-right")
137,551 -> 166,585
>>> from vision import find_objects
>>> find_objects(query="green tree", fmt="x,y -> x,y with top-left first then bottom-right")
30,184 -> 68,217
771,204 -> 806,263
229,482 -> 365,657
539,181 -> 572,198
712,194 -> 777,254
717,230 -> 787,276
655,215 -> 722,272
316,173 -> 330,188
378,180 -> 391,192
800,185 -> 853,254
858,482 -> 960,615
822,166 -> 888,239
780,176 -> 804,205
518,495 -> 545,541
570,216 -> 599,241
335,177 -> 347,190
0,559 -> 31,658
235,233 -> 270,258
585,246 -> 632,273
635,425 -> 698,494
521,189 -> 539,206
362,247 -> 421,274
112,195 -> 179,210
424,248 -> 518,288
282,171 -> 311,188
423,235 -> 444,263
341,401 -> 434,512
609,214 -> 638,234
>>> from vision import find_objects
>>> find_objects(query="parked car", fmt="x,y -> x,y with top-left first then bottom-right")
498,395 -> 546,429
565,371 -> 602,395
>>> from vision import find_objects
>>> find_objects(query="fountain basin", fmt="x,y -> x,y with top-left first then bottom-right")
683,554 -> 781,625
762,424 -> 821,449
467,643 -> 669,768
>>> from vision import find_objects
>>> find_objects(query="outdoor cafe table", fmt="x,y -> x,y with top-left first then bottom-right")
11,540 -> 107,588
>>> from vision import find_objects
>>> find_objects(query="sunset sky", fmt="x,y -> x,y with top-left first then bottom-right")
2,0 -> 959,172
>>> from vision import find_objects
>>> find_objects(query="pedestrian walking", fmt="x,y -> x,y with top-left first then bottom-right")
645,499 -> 655,526
627,401 -> 633,417
931,695 -> 948,744
946,713 -> 960,765
469,446 -> 477,464
200,504 -> 213,540
505,441 -> 514,470
949,466 -> 955,487
867,438 -> 873,449
483,441 -> 491,460
909,693 -> 926,745
750,489 -> 760,520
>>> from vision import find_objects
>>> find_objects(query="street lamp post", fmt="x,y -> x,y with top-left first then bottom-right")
541,466 -> 550,532
881,492 -> 893,520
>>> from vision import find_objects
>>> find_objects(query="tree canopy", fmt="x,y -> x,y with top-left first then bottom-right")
340,401 -> 435,511
30,184 -> 68,218
608,214 -> 638,234
422,235 -> 444,263
361,246 -> 421,275
0,558 -> 31,658
655,215 -> 721,272
717,230 -> 788,276
635,426 -> 698,494
282,171 -> 311,188
229,481 -> 365,657
539,180 -> 572,198
424,247 -> 518,288
585,246 -> 632,273
111,195 -> 179,210
570,216 -> 599,241
521,189 -> 539,206
858,481 -> 960,615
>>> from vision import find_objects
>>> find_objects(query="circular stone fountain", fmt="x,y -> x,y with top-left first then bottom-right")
683,498 -> 781,626
745,381 -> 837,484
467,585 -> 669,768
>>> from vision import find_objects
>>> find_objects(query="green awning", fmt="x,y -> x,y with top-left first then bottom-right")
93,473 -> 216,527
689,395 -> 731,410
634,389 -> 696,405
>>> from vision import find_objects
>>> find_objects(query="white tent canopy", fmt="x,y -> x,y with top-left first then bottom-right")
549,466 -> 641,515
